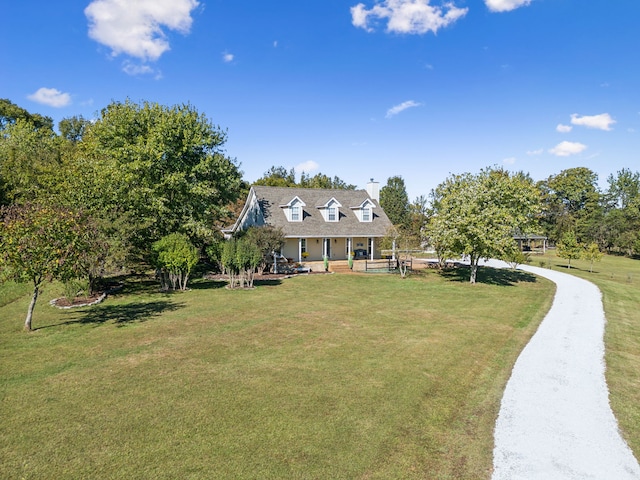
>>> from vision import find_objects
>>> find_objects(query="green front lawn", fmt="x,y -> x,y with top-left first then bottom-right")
0,268 -> 553,479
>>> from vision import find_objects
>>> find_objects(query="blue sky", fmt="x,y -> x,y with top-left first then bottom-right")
2,0 -> 639,200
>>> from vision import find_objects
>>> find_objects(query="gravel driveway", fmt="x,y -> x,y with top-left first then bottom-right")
485,260 -> 640,479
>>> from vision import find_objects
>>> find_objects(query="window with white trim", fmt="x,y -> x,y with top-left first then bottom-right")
291,205 -> 301,221
328,206 -> 337,222
362,207 -> 371,222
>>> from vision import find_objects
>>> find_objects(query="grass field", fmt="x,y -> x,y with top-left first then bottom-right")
533,251 -> 640,459
1,267 -> 554,479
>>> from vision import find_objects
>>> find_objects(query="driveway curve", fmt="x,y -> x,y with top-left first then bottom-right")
484,260 -> 640,480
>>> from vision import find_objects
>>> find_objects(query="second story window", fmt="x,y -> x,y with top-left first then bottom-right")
362,207 -> 371,222
291,205 -> 301,221
328,206 -> 337,222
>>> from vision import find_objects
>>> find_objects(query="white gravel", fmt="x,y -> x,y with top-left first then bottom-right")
483,259 -> 640,480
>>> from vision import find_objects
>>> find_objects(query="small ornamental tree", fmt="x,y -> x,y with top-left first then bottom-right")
235,238 -> 262,288
152,233 -> 199,291
556,230 -> 583,269
221,237 -> 262,288
243,226 -> 285,274
205,237 -> 225,273
583,242 -> 604,273
501,243 -> 531,270
0,203 -> 100,331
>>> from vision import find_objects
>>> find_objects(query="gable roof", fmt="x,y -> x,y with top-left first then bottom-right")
233,185 -> 393,238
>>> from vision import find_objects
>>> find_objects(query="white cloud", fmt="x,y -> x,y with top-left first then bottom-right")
503,157 -> 516,165
386,100 -> 422,118
570,113 -> 616,131
351,0 -> 468,35
27,87 -> 71,107
526,148 -> 543,155
556,124 -> 572,133
485,0 -> 532,13
222,52 -> 234,63
85,0 -> 199,61
296,160 -> 319,174
549,141 -> 587,157
122,61 -> 158,77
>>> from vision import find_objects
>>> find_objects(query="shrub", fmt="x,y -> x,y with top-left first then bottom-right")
152,233 -> 199,291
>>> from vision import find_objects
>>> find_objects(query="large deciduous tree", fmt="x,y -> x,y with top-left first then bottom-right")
427,167 -> 541,283
603,169 -> 640,256
253,165 -> 356,190
0,98 -> 53,132
299,172 -> 356,190
253,166 -> 297,187
80,99 -> 243,254
539,167 -> 602,244
0,203 -> 101,331
0,118 -> 62,206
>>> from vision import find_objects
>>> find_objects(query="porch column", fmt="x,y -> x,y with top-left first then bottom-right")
298,238 -> 302,262
370,238 -> 374,260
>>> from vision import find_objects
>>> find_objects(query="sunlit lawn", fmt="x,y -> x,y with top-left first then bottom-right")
534,251 -> 640,459
0,268 -> 553,479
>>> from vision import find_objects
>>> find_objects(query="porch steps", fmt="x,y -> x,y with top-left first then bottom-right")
329,261 -> 355,274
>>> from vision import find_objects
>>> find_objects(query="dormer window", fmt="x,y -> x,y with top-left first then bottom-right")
291,205 -> 301,221
280,196 -> 305,222
351,199 -> 375,222
317,197 -> 342,222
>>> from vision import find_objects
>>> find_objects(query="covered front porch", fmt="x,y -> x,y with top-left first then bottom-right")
281,236 -> 383,262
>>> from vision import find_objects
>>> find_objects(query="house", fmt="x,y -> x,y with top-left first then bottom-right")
226,180 -> 394,262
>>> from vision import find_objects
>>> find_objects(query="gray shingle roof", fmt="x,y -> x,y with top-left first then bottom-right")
246,186 -> 393,238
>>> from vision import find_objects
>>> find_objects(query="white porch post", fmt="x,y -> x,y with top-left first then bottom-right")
298,238 -> 302,262
347,238 -> 352,258
370,238 -> 374,260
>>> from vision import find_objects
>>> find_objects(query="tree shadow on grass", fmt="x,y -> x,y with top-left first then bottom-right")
40,300 -> 184,329
254,279 -> 283,287
441,265 -> 537,286
187,279 -> 227,290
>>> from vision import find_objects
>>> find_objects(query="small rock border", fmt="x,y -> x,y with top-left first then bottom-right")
50,284 -> 124,310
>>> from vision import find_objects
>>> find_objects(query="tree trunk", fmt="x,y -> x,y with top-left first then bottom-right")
25,285 -> 39,331
469,255 -> 478,284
